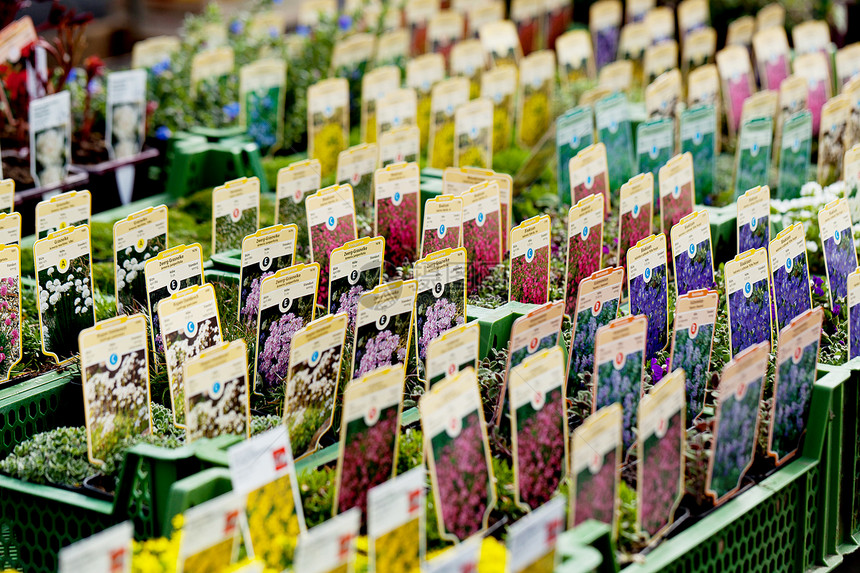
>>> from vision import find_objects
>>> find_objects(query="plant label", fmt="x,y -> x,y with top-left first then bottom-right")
724,248 -> 771,357
818,94 -> 851,186
414,247 -> 467,375
769,222 -> 812,330
752,27 -> 790,91
627,234 -> 669,361
736,184 -> 770,253
367,467 -> 426,573
716,45 -> 754,138
818,198 -> 857,306
376,88 -> 418,144
451,39 -> 486,100
374,162 -> 420,271
351,279 -> 417,381
406,53 -> 445,150
680,104 -> 718,203
777,110 -> 812,199
35,189 -> 91,239
428,77 -> 470,169
460,180 -> 503,290
212,176 -> 260,255
275,158 -> 321,241
570,404 -> 622,530
307,78 -> 349,178
425,321 -> 479,388
177,493 -> 243,572
454,97 -> 494,170
58,522 -> 133,573
670,288 -> 718,419
239,59 -> 287,154
361,66 -> 401,144
479,20 -> 522,68
636,119 -> 674,207
516,50 -> 555,150
506,496 -> 566,573
306,184 -> 358,306
557,30 -> 595,87
189,46 -> 234,94
590,0 -> 622,71
645,69 -> 682,121
556,106 -> 595,202
29,90 -> 72,188
106,69 -> 147,161
569,142 -> 611,213
595,93 -> 635,202
509,214 -> 551,304
422,195 -> 464,256
114,204 -> 168,315
617,172 -> 654,273
239,224 -> 297,323
336,143 -> 377,223
670,210 -> 715,295
480,65 -> 517,154
442,167 -> 513,253
564,193 -> 604,317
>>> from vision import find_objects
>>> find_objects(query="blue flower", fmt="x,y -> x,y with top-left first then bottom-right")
338,14 -> 352,31
67,68 -> 78,83
223,102 -> 240,121
296,25 -> 311,37
155,126 -> 172,141
152,59 -> 170,77
229,20 -> 244,35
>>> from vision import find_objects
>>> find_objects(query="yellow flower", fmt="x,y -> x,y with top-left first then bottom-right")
431,122 -> 456,169
417,96 -> 432,149
492,106 -> 510,153
478,537 -> 507,572
313,120 -> 346,177
181,538 -> 235,572
373,519 -> 420,573
520,91 -> 549,148
366,113 -> 377,144
458,146 -> 486,169
245,474 -> 301,570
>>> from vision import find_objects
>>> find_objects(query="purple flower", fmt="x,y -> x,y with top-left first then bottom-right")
229,19 -> 244,35
670,323 -> 714,420
772,340 -> 817,461
596,350 -> 643,450
418,298 -> 464,360
259,312 -> 306,388
223,102 -> 240,121
296,25 -> 311,37
573,449 -> 616,526
822,226 -> 857,301
338,14 -> 353,31
710,376 -> 763,498
568,300 -> 619,397
356,330 -> 402,378
674,239 -> 715,296
772,253 -> 811,330
728,279 -> 771,356
640,412 -> 682,536
515,388 -> 565,509
629,264 -> 668,361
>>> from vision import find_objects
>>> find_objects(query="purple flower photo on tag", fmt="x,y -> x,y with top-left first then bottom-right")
728,278 -> 770,357
515,387 -> 565,509
630,264 -> 668,360
772,253 -> 811,330
640,411 -> 682,536
565,221 -> 602,317
674,239 -> 714,295
711,375 -> 762,498
823,226 -> 856,301
311,214 -> 356,306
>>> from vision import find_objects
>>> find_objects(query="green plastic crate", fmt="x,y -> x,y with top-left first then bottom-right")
703,203 -> 737,265
559,365 -> 850,573
557,521 -> 618,573
828,357 -> 860,554
0,369 -> 206,572
164,137 -> 269,199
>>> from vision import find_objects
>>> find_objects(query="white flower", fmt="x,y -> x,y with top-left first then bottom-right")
47,267 -> 54,276
36,128 -> 64,165
49,293 -> 59,305
112,104 -> 139,141
85,297 -> 93,307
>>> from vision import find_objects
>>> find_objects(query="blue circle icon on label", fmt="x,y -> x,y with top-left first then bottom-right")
394,191 -> 401,202
311,350 -> 319,362
109,353 -> 118,366
187,321 -> 195,334
438,224 -> 446,236
644,267 -> 651,280
752,143 -> 758,153
328,216 -> 335,227
835,229 -> 841,243
527,248 -> 534,261
587,175 -> 592,185
745,281 -> 752,294
786,257 -> 792,271
571,135 -> 578,146
478,212 -> 484,223
688,243 -> 696,256
582,226 -> 589,239
212,382 -> 221,393
633,204 -> 639,216
751,217 -> 757,230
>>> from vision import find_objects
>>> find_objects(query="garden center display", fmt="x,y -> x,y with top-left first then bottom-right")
4,0 -> 860,571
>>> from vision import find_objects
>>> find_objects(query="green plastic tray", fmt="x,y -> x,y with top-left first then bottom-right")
164,136 -> 269,199
0,369 -> 207,571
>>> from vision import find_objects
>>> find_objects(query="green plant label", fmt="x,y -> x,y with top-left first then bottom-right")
777,111 -> 812,199
680,105 -> 717,204
556,106 -> 595,203
733,117 -> 773,199
239,59 -> 287,155
595,93 -> 635,202
636,118 -> 674,207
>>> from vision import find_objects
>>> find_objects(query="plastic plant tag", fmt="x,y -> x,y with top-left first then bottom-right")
414,247 -> 467,374
769,223 -> 812,331
680,104 -> 717,204
843,77 -> 860,152
580,87 -> 613,110
113,204 -> 168,315
724,248 -> 772,357
682,27 -> 716,74
34,225 -> 95,364
239,225 -> 297,323
0,179 -> 13,215
636,119 -> 674,204
557,30 -> 595,87
0,212 -> 19,247
374,162 -> 420,272
297,0 -> 337,31
375,28 -> 409,68
479,20 -> 521,68
740,82 -> 777,125
569,404 -> 622,531
595,93 -> 635,202
29,90 -> 71,187
106,69 -> 146,161
226,426 -> 307,571
58,522 -> 133,573
505,496 -> 565,572
590,0 -> 622,71
376,88 -> 418,143
331,34 -> 374,114
505,300 -> 564,389
79,314 -> 150,466
0,244 -> 19,382
467,2 -> 504,38
336,143 -> 377,223
275,158 -> 321,242
556,107 -> 595,202
569,142 -> 611,213
644,6 -> 674,44
671,210 -> 715,295
818,94 -> 851,186
509,346 -> 568,510
425,321 -> 479,388
422,195 -> 463,256
238,59 -> 285,154
481,65 -> 517,153
837,43 -> 860,88
509,214 -> 551,304
545,0 -> 573,49
819,198 -> 858,305
770,307 -> 823,465
254,263 -> 319,391
460,180 -> 503,291
845,143 -> 860,222
35,189 -> 91,239
420,367 -> 496,541
454,97 -> 493,169
284,313 -> 347,459
643,41 -> 678,85
707,341 -> 769,504
796,51 -> 833,136
517,50 -> 555,150
511,0 -> 541,55
379,125 -> 420,167
627,234 -> 669,361
424,537 -> 482,573
775,77 -> 808,163
361,66 -> 400,144
567,267 -> 624,395
757,3 -> 785,30
212,177 -> 260,255
716,45 -> 754,138
351,279 -> 417,380
670,288 -> 718,420
427,10 -> 463,63
777,111 -> 813,199
407,53 -> 446,151
334,364 -> 404,520
176,492 -> 242,572
405,0 -> 438,56
849,269 -> 860,360
307,184 -> 358,306
158,283 -> 222,427
189,46 -> 234,97
183,339 -> 250,442
645,69 -> 682,121
736,185 -> 770,253
367,466 -> 426,573
726,16 -> 754,47
615,174 -> 653,277
451,39 -> 486,99
618,23 -> 648,85
442,167 -> 513,252
328,237 -> 384,338
637,368 -> 685,540
564,194 -> 604,317
428,77 -> 470,168
307,78 -> 349,178
752,27 -> 790,91
0,17 -> 38,65
734,117 -> 773,199
144,243 -> 204,355
599,61 -> 634,97
793,20 -> 831,62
